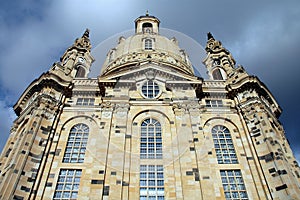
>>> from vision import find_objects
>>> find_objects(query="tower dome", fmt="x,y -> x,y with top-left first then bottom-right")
100,13 -> 194,77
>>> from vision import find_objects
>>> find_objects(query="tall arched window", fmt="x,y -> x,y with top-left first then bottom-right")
145,39 -> 153,50
140,118 -> 162,159
212,68 -> 223,80
63,123 -> 89,163
212,125 -> 238,164
140,118 -> 164,199
75,66 -> 86,78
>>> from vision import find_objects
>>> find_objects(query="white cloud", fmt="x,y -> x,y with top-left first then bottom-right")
0,100 -> 16,150
0,1 -> 144,96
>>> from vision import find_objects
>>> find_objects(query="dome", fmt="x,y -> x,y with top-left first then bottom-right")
100,14 -> 194,76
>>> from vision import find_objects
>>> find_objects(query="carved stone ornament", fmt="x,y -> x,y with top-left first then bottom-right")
43,110 -> 54,120
102,111 -> 112,118
145,70 -> 156,80
114,103 -> 130,117
101,101 -> 114,109
187,102 -> 200,117
74,29 -> 92,51
101,102 -> 114,118
173,103 -> 187,117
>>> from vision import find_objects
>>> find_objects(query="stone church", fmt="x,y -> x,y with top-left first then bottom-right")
0,13 -> 299,200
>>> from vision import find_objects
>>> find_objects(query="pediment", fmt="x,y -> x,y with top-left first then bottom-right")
98,63 -> 202,85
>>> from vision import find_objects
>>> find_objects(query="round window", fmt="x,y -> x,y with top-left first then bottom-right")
141,80 -> 160,98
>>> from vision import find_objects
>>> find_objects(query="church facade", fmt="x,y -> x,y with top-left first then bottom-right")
0,14 -> 299,200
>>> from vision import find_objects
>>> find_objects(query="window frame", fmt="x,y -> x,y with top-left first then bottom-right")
63,123 -> 89,163
212,68 -> 224,80
142,22 -> 153,34
140,165 -> 165,200
75,66 -> 86,78
144,38 -> 153,50
140,118 -> 163,159
212,125 -> 238,164
53,169 -> 82,200
220,170 -> 248,199
206,100 -> 223,108
141,80 -> 160,99
76,98 -> 95,106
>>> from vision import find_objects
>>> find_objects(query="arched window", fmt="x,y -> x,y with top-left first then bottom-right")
140,118 -> 162,159
145,39 -> 153,50
139,118 -> 164,199
212,125 -> 238,164
143,22 -> 153,33
63,123 -> 89,163
212,68 -> 223,80
75,66 -> 86,78
141,80 -> 160,99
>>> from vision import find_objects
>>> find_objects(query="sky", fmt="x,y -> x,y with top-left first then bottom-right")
0,0 -> 300,161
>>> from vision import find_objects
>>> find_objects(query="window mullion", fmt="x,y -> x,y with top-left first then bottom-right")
140,119 -> 164,199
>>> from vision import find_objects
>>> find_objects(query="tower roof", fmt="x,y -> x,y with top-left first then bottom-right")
135,11 -> 160,34
98,13 -> 194,76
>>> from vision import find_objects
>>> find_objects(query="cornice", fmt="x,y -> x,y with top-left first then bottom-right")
13,72 -> 73,116
227,75 -> 282,117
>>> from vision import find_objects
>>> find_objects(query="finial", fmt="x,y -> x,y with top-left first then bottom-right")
70,29 -> 92,51
146,10 -> 149,16
207,32 -> 214,40
83,28 -> 90,38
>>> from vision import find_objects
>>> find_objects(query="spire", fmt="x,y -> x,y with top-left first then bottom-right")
205,32 -> 224,53
55,29 -> 94,78
207,32 -> 214,40
205,32 -> 235,64
203,32 -> 236,80
73,28 -> 92,51
60,29 -> 92,63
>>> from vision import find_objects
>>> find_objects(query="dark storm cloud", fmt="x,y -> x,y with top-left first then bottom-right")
223,2 -> 300,158
0,0 -> 299,160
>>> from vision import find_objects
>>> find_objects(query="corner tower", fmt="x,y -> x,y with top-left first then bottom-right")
203,32 -> 236,80
59,29 -> 94,78
0,30 -> 94,199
